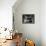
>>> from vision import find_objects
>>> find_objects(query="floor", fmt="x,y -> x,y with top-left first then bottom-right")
0,33 -> 23,46
0,39 -> 16,46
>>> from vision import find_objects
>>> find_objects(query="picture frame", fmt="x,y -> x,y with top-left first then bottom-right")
22,14 -> 35,24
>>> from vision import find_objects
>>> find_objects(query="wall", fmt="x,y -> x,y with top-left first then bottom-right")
13,0 -> 41,46
41,0 -> 46,46
0,0 -> 16,30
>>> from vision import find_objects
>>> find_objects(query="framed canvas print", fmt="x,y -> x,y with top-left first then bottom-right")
22,14 -> 35,24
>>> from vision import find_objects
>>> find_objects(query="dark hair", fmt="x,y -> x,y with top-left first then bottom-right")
34,43 -> 35,46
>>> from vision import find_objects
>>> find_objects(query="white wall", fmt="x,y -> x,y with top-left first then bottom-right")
41,0 -> 46,46
13,0 -> 41,46
0,0 -> 16,30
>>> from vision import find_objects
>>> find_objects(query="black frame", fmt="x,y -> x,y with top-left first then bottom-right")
22,14 -> 35,24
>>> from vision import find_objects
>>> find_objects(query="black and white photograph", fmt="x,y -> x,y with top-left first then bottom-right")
22,14 -> 35,24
